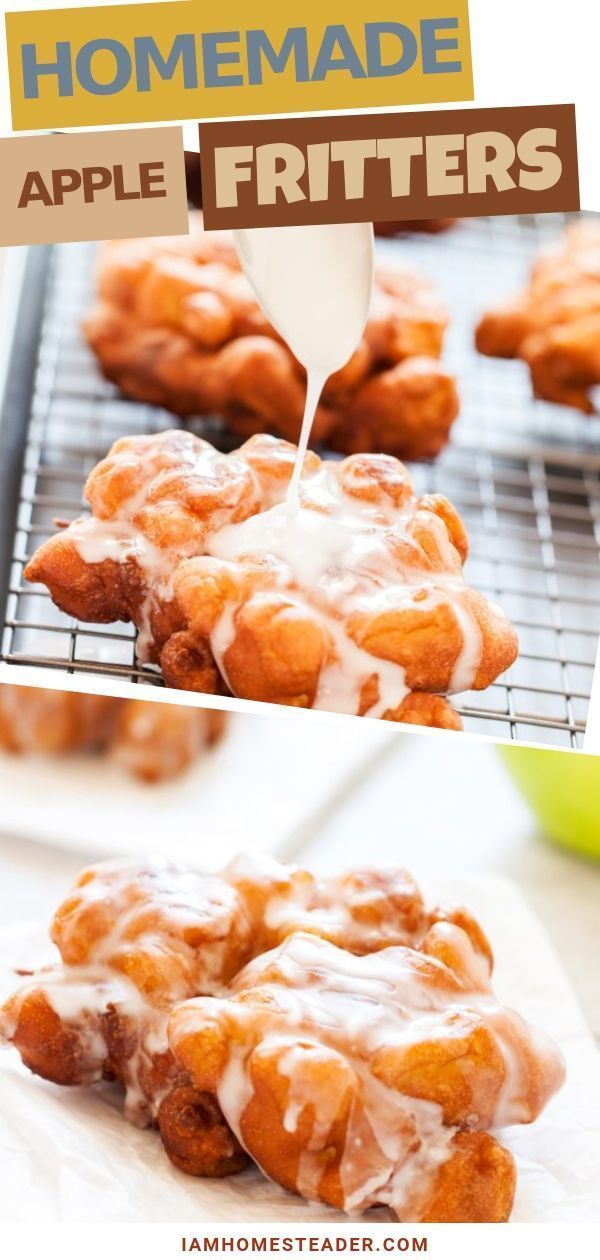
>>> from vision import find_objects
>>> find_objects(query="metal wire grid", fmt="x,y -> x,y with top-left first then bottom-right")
2,218 -> 600,747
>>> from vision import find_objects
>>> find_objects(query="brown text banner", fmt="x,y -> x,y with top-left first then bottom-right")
199,104 -> 579,228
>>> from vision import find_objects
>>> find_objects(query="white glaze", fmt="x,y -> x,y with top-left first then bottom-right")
1,852 -> 426,1126
207,464 -> 483,714
68,437 -> 263,663
448,595 -> 483,693
69,444 -> 485,703
170,928 -> 564,1219
4,858 -> 255,1124
4,961 -> 170,1123
233,223 -> 374,504
233,224 -> 374,380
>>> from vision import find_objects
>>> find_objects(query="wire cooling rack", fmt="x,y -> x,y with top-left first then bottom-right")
1,216 -> 599,747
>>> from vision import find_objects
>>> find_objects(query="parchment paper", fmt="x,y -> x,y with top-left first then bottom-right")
0,875 -> 598,1223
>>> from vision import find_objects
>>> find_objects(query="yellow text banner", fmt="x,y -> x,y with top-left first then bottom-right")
6,1 -> 474,130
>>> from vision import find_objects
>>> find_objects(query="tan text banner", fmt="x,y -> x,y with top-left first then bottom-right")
0,127 -> 188,245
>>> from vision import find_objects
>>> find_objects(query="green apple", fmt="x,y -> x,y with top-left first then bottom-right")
500,746 -> 600,862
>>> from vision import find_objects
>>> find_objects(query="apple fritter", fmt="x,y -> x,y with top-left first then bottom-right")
0,685 -> 226,783
170,928 -> 564,1220
25,435 -> 518,730
1,855 -> 564,1220
85,214 -> 459,461
476,221 -> 600,412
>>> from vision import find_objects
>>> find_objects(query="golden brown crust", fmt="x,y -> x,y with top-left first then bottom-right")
84,214 -> 459,460
24,539 -> 147,629
2,987 -> 105,1087
157,1085 -> 249,1177
24,431 -> 269,662
412,1131 -> 516,1223
476,221 -> 600,411
387,694 -> 463,730
0,857 -> 271,1157
2,976 -> 244,1177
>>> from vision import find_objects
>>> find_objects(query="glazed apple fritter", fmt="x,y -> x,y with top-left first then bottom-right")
0,855 -> 488,1179
0,853 -> 564,1222
171,925 -> 564,1221
24,433 -> 519,730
